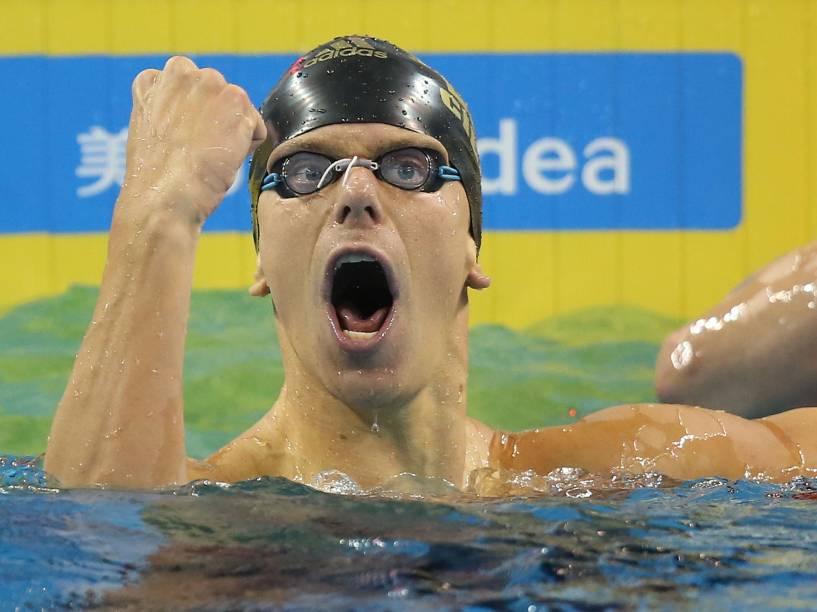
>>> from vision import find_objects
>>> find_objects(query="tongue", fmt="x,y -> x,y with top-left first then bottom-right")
337,303 -> 389,333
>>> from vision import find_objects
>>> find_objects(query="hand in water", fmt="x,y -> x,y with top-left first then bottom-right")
122,56 -> 267,225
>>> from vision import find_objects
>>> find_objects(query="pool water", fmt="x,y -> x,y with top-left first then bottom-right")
3,455 -> 817,609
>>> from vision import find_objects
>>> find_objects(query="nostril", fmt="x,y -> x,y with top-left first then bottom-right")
337,204 -> 379,225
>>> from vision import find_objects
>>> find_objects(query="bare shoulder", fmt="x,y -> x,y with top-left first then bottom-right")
186,423 -> 285,483
763,405 -> 817,428
185,441 -> 256,483
762,407 -> 817,464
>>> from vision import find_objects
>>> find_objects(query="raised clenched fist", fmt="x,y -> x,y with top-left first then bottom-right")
122,56 -> 266,225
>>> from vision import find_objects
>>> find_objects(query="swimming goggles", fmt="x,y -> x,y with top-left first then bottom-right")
261,147 -> 461,198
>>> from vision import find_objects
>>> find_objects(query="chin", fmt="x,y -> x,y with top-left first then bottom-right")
329,368 -> 409,411
317,333 -> 431,411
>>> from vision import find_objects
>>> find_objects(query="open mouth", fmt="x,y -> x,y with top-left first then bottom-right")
330,253 -> 395,345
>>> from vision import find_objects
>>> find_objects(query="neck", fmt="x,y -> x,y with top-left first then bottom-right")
266,314 -> 472,489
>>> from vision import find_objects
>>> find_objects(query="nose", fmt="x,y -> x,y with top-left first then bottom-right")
332,166 -> 383,227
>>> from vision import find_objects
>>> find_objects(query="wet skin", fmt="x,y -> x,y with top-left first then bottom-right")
656,242 -> 817,419
44,57 -> 817,491
190,121 -> 495,488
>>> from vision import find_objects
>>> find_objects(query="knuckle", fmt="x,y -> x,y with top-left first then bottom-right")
132,69 -> 159,97
164,55 -> 197,73
134,68 -> 157,84
134,68 -> 158,83
224,83 -> 250,103
238,113 -> 256,132
198,67 -> 226,87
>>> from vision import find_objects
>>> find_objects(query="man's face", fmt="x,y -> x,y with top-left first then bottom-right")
255,123 -> 477,409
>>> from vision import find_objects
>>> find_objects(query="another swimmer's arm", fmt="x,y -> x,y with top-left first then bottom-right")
655,243 -> 817,418
490,404 -> 817,482
45,57 -> 266,489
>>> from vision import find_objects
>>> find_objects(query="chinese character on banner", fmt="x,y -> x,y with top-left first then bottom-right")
75,126 -> 128,197
75,125 -> 244,199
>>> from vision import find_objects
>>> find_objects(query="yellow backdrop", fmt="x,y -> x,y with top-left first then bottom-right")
1,0 -> 815,328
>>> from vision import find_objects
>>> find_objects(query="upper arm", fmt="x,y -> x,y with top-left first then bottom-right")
491,403 -> 817,482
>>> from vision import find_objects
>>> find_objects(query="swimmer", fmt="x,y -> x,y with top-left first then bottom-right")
44,36 -> 817,490
656,242 -> 817,419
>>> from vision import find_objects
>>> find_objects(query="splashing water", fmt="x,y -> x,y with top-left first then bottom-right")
3,455 -> 817,609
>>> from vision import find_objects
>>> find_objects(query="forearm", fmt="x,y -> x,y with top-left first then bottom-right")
656,244 -> 817,417
655,302 -> 763,414
45,55 -> 265,488
45,198 -> 199,488
658,304 -> 817,418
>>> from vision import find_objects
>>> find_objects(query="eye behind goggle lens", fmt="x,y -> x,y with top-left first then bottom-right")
379,148 -> 431,190
283,152 -> 333,195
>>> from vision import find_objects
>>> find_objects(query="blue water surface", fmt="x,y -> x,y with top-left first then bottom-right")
3,455 -> 817,609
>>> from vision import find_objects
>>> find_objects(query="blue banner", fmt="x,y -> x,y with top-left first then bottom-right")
0,52 -> 741,233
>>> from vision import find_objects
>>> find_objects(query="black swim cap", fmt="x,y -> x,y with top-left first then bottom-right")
249,35 -> 482,253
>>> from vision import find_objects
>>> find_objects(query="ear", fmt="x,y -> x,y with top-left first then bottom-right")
465,238 -> 491,290
248,254 -> 271,297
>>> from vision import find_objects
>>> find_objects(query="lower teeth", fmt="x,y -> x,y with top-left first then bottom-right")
343,330 -> 377,340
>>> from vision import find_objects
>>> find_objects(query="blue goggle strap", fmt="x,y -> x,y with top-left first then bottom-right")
261,172 -> 282,192
437,165 -> 461,181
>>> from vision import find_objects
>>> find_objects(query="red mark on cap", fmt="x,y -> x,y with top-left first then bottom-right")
288,56 -> 305,75
567,407 -> 577,418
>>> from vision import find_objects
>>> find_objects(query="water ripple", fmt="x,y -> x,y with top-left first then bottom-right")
4,456 -> 817,609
